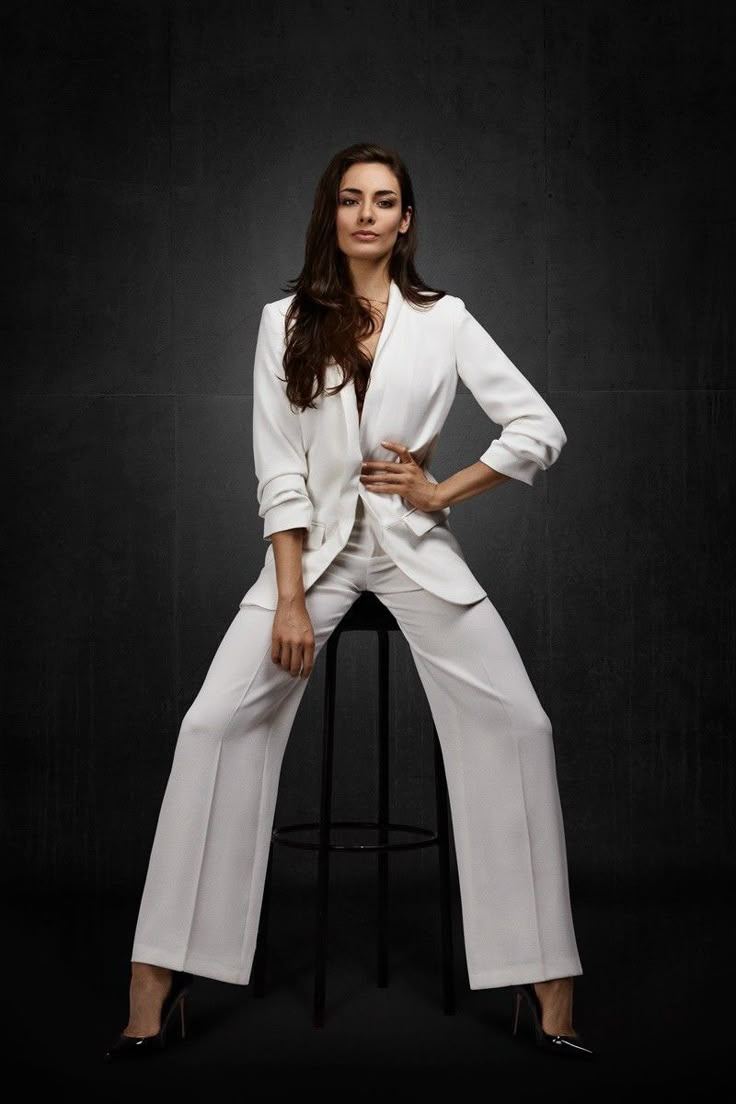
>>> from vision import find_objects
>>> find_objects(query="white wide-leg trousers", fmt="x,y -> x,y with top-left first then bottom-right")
131,496 -> 583,990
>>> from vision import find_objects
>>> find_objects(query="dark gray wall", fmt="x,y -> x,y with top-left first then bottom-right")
4,0 -> 734,898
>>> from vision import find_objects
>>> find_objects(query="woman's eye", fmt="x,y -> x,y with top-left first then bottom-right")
340,199 -> 394,207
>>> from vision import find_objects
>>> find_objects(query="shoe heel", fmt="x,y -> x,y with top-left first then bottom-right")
511,989 -> 523,1036
519,984 -> 546,1043
160,992 -> 187,1048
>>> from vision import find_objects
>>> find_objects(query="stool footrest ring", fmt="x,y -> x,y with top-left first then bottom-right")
271,819 -> 438,852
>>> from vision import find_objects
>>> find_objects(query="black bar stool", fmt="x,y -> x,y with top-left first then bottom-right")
250,590 -> 456,1027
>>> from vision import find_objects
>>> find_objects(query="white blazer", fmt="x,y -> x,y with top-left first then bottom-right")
239,278 -> 567,610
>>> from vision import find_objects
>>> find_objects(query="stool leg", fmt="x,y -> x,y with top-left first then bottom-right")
434,727 -> 456,1015
251,836 -> 274,997
376,628 -> 389,989
314,631 -> 338,1028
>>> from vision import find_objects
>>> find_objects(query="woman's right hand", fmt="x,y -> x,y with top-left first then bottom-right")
271,595 -> 316,679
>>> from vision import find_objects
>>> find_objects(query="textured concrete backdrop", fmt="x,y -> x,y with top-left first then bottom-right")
3,1 -> 734,910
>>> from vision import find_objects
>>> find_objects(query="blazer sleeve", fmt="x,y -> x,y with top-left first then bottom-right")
252,302 -> 314,541
452,297 -> 567,486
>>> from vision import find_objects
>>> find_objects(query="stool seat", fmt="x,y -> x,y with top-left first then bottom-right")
250,590 -> 457,1027
330,588 -> 399,632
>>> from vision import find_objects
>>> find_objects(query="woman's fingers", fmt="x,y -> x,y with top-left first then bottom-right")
272,629 -> 315,678
301,637 -> 315,678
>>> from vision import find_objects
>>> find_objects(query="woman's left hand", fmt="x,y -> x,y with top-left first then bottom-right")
360,440 -> 443,512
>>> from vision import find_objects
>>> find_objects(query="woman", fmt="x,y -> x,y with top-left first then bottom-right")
105,143 -> 593,1061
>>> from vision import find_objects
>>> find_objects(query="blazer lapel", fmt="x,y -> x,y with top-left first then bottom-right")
358,277 -> 403,454
337,278 -> 404,458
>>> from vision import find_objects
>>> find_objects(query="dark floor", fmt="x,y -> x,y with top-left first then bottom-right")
6,869 -> 731,1100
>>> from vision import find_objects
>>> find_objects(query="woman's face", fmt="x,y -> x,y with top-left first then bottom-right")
336,162 -> 411,263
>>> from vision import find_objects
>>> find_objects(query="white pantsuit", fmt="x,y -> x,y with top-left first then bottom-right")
131,497 -> 584,989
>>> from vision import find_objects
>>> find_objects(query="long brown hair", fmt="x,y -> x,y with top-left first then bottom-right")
278,142 -> 447,412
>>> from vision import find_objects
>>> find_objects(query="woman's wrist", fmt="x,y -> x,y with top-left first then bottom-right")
277,588 -> 306,606
272,529 -> 308,604
435,462 -> 510,509
433,481 -> 451,510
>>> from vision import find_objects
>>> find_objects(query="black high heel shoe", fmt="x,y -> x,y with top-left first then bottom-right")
104,970 -> 194,1062
511,982 -> 594,1058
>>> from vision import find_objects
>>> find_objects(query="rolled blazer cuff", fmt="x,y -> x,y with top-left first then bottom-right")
262,501 -> 313,541
259,475 -> 314,541
480,440 -> 541,486
480,426 -> 566,487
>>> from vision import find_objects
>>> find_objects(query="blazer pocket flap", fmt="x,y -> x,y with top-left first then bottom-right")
402,509 -> 444,536
304,520 -> 326,550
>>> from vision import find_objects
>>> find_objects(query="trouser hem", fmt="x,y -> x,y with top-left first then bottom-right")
131,943 -> 251,986
467,958 -> 584,990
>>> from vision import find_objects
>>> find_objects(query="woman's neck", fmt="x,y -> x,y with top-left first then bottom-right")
348,263 -> 391,304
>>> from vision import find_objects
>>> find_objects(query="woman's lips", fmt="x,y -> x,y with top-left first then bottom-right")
353,232 -> 378,239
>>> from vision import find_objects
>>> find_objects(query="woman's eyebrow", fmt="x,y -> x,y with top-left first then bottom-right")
339,187 -> 398,196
